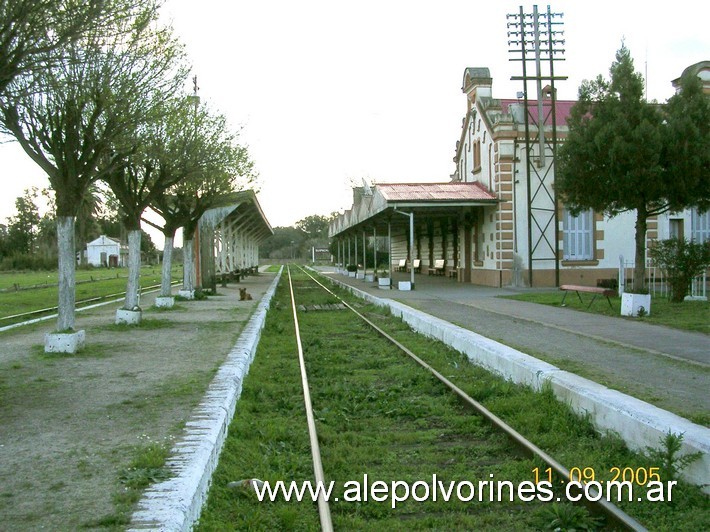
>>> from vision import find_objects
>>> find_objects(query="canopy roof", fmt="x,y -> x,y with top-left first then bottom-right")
199,190 -> 273,243
330,182 -> 496,236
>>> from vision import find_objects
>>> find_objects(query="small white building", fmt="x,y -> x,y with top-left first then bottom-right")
86,235 -> 127,267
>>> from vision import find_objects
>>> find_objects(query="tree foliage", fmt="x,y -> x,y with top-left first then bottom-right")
259,226 -> 307,259
295,214 -> 331,240
144,102 -> 256,293
148,103 -> 256,239
650,239 -> 710,303
5,187 -> 40,254
0,0 -> 109,95
0,0 -> 186,216
557,45 -> 710,291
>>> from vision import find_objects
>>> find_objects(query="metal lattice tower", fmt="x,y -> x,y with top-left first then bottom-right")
507,5 -> 566,287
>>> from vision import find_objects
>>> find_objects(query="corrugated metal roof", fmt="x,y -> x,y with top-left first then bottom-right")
500,99 -> 575,126
377,182 -> 496,202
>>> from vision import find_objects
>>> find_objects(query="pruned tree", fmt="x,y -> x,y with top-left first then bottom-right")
146,105 -> 256,297
101,95 -> 196,314
0,0 -> 184,332
556,45 -> 710,292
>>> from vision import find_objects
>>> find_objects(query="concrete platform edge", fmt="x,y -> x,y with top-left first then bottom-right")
327,274 -> 710,493
128,269 -> 283,531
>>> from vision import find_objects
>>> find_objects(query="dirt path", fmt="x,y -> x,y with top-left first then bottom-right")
0,274 -> 275,530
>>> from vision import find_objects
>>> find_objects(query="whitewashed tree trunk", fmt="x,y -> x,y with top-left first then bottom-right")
161,234 -> 174,297
124,229 -> 142,309
56,216 -> 76,331
183,236 -> 195,292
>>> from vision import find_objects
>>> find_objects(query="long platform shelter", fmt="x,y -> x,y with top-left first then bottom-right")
329,182 -> 497,287
197,190 -> 273,289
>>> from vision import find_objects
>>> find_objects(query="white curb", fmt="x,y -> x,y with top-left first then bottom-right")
129,269 -> 282,530
327,275 -> 710,493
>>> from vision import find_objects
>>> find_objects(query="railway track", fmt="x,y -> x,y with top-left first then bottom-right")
198,267 -> 649,530
0,281 -> 180,331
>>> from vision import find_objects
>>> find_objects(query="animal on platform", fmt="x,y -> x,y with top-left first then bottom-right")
239,287 -> 253,301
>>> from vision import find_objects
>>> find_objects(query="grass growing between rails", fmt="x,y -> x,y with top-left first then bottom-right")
501,291 -> 709,334
197,271 -> 709,530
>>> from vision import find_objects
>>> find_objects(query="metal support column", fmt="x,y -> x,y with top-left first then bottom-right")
362,230 -> 367,277
373,226 -> 377,275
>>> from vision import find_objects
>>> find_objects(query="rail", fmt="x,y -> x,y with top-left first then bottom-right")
0,281 -> 181,329
291,265 -> 646,531
286,266 -> 334,532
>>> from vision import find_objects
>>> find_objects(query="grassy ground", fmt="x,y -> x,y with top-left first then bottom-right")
197,270 -> 709,530
0,266 -> 181,323
0,266 -> 167,291
501,291 -> 709,334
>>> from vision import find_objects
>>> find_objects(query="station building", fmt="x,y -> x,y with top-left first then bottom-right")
329,62 -> 710,288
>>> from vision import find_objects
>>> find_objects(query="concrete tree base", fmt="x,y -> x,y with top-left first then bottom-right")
45,330 -> 85,354
356,272 -> 365,280
364,274 -> 375,282
378,278 -> 391,290
178,289 -> 195,300
116,309 -> 142,325
347,272 -> 356,278
398,281 -> 413,291
155,296 -> 175,308
621,293 -> 651,317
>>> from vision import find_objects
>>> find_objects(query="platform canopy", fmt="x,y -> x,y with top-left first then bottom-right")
329,182 -> 497,237
198,190 -> 273,285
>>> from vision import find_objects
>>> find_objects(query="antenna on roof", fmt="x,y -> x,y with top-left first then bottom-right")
362,178 -> 373,196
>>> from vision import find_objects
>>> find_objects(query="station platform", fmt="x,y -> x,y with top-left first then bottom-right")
317,267 -> 709,424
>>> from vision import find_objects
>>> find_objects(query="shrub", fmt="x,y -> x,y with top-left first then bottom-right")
650,238 -> 710,303
0,252 -> 57,271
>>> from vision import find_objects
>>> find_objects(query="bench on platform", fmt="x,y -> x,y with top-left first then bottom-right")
407,259 -> 421,273
396,259 -> 407,272
428,259 -> 446,276
560,284 -> 616,310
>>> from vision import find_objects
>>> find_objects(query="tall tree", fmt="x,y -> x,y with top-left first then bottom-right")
295,214 -> 330,240
556,45 -> 710,291
147,106 -> 256,297
102,96 -> 193,314
6,187 -> 40,254
660,73 -> 710,213
0,0 -> 184,332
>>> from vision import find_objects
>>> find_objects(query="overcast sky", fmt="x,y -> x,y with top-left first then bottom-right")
1,0 -> 707,247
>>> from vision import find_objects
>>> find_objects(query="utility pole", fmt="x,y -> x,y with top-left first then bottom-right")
507,4 -> 566,287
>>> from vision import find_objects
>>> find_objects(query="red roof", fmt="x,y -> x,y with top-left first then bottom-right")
500,99 -> 575,126
377,182 -> 496,202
